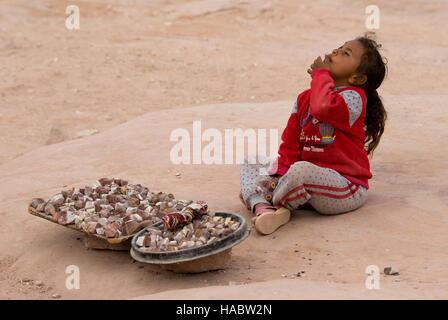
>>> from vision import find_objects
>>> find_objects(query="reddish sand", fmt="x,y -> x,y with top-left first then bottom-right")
0,0 -> 447,299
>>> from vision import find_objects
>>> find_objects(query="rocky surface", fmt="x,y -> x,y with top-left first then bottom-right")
384,267 -> 400,276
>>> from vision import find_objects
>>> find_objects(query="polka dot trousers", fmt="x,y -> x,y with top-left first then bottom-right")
240,155 -> 368,215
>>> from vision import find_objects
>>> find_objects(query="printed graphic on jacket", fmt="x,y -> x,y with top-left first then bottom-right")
299,105 -> 335,153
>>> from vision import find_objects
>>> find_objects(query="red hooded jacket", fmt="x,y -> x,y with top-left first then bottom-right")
269,68 -> 372,189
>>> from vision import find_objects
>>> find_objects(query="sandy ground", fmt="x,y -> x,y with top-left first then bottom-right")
0,0 -> 447,299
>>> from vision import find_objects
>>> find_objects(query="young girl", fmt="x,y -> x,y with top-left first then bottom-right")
240,34 -> 387,235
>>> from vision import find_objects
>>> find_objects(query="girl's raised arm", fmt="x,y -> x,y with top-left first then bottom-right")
309,69 -> 365,132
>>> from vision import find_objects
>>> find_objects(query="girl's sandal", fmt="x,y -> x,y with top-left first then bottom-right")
253,205 -> 291,235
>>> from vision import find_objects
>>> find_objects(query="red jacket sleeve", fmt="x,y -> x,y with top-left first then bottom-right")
268,101 -> 302,176
309,69 -> 352,131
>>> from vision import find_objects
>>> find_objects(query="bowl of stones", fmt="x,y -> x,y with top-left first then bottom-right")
130,211 -> 250,273
28,178 -> 198,250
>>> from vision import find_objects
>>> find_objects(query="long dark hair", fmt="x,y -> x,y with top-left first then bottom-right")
355,33 -> 388,158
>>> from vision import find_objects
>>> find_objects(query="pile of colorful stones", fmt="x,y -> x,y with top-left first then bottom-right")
135,212 -> 241,252
29,178 -> 194,238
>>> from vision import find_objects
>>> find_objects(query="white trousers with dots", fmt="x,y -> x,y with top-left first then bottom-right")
240,155 -> 368,215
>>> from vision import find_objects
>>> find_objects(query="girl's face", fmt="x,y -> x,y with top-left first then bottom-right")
324,40 -> 366,86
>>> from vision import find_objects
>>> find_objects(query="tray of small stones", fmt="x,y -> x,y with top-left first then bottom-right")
28,178 -> 196,244
130,211 -> 250,264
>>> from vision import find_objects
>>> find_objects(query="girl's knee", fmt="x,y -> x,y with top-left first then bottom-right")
311,196 -> 367,216
312,201 -> 350,215
290,161 -> 316,170
285,161 -> 316,180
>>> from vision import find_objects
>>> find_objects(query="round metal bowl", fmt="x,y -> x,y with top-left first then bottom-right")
130,212 -> 250,264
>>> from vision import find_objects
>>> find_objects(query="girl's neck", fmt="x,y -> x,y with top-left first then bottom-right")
334,79 -> 351,87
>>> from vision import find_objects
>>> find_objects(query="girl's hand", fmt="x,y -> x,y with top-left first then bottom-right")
307,56 -> 331,74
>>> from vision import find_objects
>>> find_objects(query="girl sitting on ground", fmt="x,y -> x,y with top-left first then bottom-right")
240,34 -> 388,235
